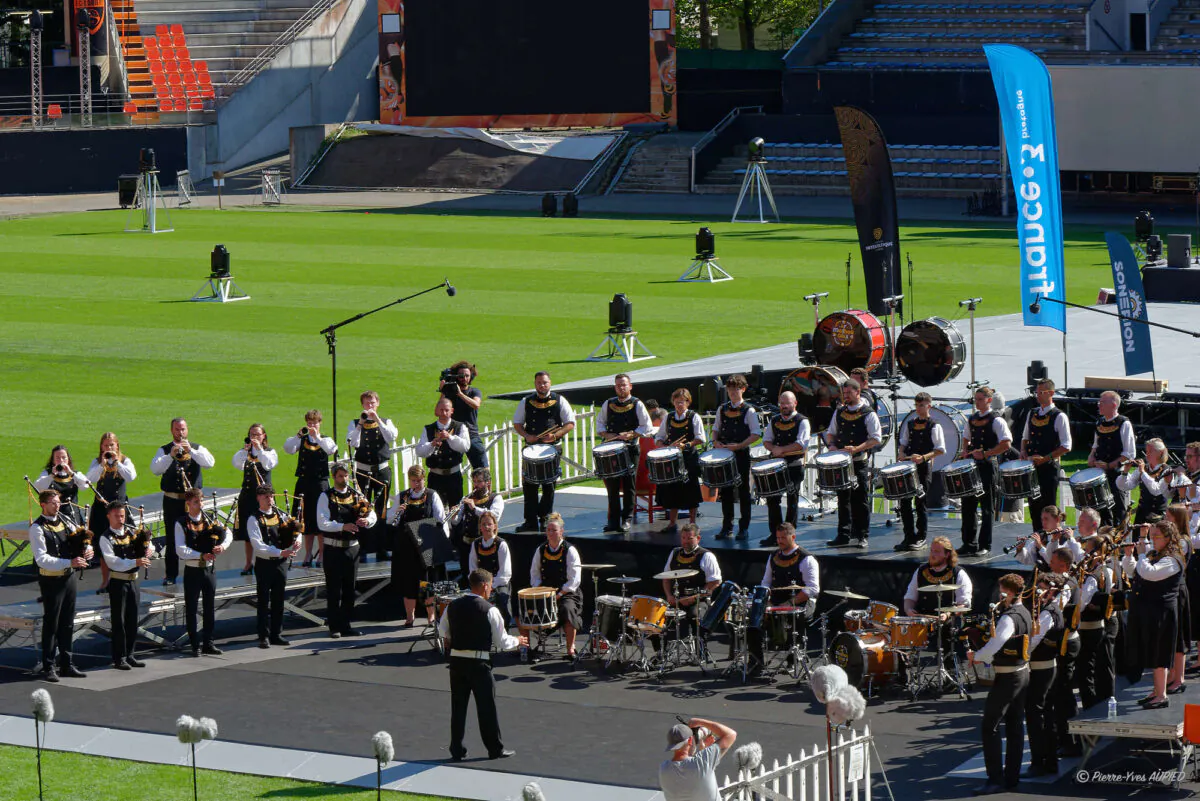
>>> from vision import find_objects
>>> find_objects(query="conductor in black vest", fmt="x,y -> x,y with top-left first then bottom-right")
150,418 -> 215,585
598,373 -> 652,533
1087,390 -> 1136,528
438,568 -> 525,761
960,387 -> 1013,556
712,374 -> 760,541
416,397 -> 471,509
513,371 -> 576,532
824,379 -> 881,548
1020,379 -> 1072,533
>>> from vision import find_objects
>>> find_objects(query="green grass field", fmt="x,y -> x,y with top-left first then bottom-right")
0,207 -> 1117,528
0,744 -> 456,800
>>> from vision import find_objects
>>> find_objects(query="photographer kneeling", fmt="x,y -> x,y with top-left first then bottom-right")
440,361 -> 487,469
660,717 -> 737,801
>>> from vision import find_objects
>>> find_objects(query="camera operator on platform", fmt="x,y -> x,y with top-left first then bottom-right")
440,361 -> 487,470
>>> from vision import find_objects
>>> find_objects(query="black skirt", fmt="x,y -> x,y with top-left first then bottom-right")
233,489 -> 255,542
1133,598 -> 1178,670
556,592 -> 583,631
391,526 -> 426,599
1178,583 -> 1192,655
655,450 -> 703,511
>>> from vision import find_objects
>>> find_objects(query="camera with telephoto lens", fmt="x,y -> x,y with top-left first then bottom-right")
440,367 -> 457,394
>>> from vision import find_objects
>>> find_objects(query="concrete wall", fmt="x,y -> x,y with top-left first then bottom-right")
189,0 -> 379,177
1051,65 -> 1200,173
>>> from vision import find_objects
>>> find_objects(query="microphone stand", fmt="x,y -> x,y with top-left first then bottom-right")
319,279 -> 456,447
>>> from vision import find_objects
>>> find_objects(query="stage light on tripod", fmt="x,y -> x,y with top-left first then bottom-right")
211,245 -> 231,278
139,147 -> 156,173
748,137 -> 766,162
1134,210 -> 1154,242
608,293 -> 633,333
695,227 -> 715,259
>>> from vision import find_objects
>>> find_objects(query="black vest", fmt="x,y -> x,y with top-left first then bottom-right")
967,411 -> 1001,453
399,489 -> 436,526
1030,599 -> 1066,661
255,507 -> 286,549
1026,407 -> 1065,458
103,526 -> 139,561
992,603 -> 1032,667
1136,464 -> 1171,519
240,452 -> 272,493
36,514 -> 71,559
769,413 -> 807,465
160,442 -> 203,492
355,420 -> 390,464
447,593 -> 494,653
1134,551 -> 1183,608
325,487 -> 360,525
716,402 -> 753,445
295,438 -> 330,480
904,416 -> 936,456
665,411 -> 698,446
1093,415 -> 1130,464
424,422 -> 466,470
472,536 -> 504,576
667,546 -> 711,596
522,392 -> 566,436
94,461 -> 128,503
183,515 -> 221,554
915,564 -> 963,615
834,403 -> 871,459
457,495 -> 499,543
603,396 -> 642,435
537,541 -> 573,592
769,546 -> 811,600
1061,576 -> 1081,632
1081,568 -> 1112,622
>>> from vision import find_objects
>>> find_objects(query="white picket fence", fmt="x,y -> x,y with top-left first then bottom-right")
719,725 -> 873,801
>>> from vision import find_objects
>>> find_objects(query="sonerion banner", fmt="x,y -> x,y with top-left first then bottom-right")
1104,232 -> 1155,376
834,106 -> 902,318
984,44 -> 1065,333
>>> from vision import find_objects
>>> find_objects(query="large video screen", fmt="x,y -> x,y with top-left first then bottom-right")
377,0 -> 676,128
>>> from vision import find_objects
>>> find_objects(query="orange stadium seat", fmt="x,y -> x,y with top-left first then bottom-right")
152,73 -> 167,87
158,99 -> 171,112
200,86 -> 215,99
170,24 -> 183,35
123,101 -> 137,114
149,60 -> 164,74
144,35 -> 157,48
188,99 -> 203,111
194,60 -> 208,73
174,99 -> 187,112
155,24 -> 168,37
183,71 -> 197,86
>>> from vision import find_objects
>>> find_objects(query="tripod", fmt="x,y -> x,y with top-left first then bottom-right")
732,158 -> 780,224
124,170 -> 173,233
656,580 -> 709,679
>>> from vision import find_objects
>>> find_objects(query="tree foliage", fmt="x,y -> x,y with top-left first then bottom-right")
677,0 -> 822,50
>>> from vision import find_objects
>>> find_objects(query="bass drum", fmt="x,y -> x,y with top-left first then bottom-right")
872,392 -> 894,451
780,365 -> 848,432
829,632 -> 895,687
813,310 -> 888,373
897,404 -> 966,472
896,317 -> 966,387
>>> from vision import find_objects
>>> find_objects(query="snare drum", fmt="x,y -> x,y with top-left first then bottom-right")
699,448 -> 740,488
880,461 -> 922,500
815,451 -> 856,492
629,595 -> 669,633
517,586 -> 559,630
829,632 -> 896,687
814,309 -> 888,372
889,615 -> 933,649
751,458 -> 794,499
646,447 -> 687,485
998,460 -> 1041,500
896,317 -> 966,387
941,458 -> 984,499
592,441 -> 634,479
595,595 -> 631,643
843,609 -> 869,633
521,444 -> 561,486
1069,467 -> 1114,510
867,600 -> 898,627
764,606 -> 804,650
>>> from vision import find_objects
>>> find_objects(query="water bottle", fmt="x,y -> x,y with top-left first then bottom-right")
1107,696 -> 1118,719
520,644 -> 528,664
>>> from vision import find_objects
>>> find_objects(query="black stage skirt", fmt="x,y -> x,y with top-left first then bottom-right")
556,592 -> 583,631
654,450 -> 703,511
1133,598 -> 1178,670
391,526 -> 425,599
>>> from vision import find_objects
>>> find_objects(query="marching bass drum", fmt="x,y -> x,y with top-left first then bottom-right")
898,404 -> 966,473
780,365 -> 848,428
896,316 -> 966,387
813,309 -> 888,372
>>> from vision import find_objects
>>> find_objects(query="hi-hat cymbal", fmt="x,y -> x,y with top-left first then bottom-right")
826,588 -> 869,600
581,563 -> 617,571
607,576 -> 641,585
773,585 -> 807,592
937,605 -> 971,614
917,583 -> 962,593
655,569 -> 700,580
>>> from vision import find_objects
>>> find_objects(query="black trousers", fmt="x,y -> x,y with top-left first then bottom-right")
766,464 -> 806,533
720,450 -> 753,530
292,478 -> 329,540
899,462 -> 933,542
1051,636 -> 1081,746
182,565 -> 217,647
604,472 -> 636,527
961,459 -> 997,550
448,657 -> 504,758
1029,461 -> 1060,532
108,578 -> 140,662
522,481 -> 556,528
836,461 -> 872,540
491,587 -> 513,628
1077,623 -> 1116,709
255,557 -> 288,639
39,573 -> 78,668
466,433 -> 488,470
1026,666 -> 1057,769
162,495 -> 186,580
429,469 -> 465,511
981,668 -> 1029,787
323,543 -> 359,633
1098,469 -> 1129,528
356,465 -> 392,558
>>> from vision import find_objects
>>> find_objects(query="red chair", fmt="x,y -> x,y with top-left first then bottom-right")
123,101 -> 137,114
155,24 -> 168,37
170,85 -> 184,99
183,72 -> 198,86
185,85 -> 199,98
155,86 -> 170,99
47,104 -> 62,119
152,73 -> 167,87
158,99 -> 172,112
165,61 -> 179,75
198,73 -> 212,87
194,60 -> 209,73
149,60 -> 164,74
173,99 -> 187,112
170,23 -> 184,36
200,86 -> 215,99
144,45 -> 160,61
633,436 -> 665,523
168,73 -> 182,86
144,35 -> 157,48
179,58 -> 193,73
188,99 -> 203,111
174,37 -> 187,51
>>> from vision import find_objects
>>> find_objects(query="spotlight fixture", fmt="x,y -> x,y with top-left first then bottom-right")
210,245 -> 231,278
1146,234 -> 1163,261
541,193 -> 557,218
1134,210 -> 1154,243
695,227 -> 715,259
1025,359 -> 1048,388
138,147 -> 156,174
608,293 -> 633,333
30,9 -> 44,30
748,137 -> 766,162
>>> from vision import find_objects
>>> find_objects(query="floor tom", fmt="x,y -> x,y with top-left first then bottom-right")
889,615 -> 933,649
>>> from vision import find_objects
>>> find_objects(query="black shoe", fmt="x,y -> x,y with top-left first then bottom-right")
735,527 -> 750,541
853,538 -> 869,550
973,783 -> 1004,796
1144,698 -> 1169,710
341,628 -> 362,637
202,644 -> 223,656
300,560 -> 313,568
515,522 -> 540,533
1022,765 -> 1055,778
163,577 -> 177,586
489,749 -> 516,760
958,544 -> 978,556
911,538 -> 927,549
974,548 -> 991,556
662,524 -> 678,536
258,638 -> 270,649
125,656 -> 145,669
760,535 -> 778,547
827,535 -> 852,547
1168,683 -> 1187,695
893,540 -> 913,552
41,665 -> 59,683
240,567 -> 254,576
329,630 -> 342,639
450,750 -> 468,762
113,660 -> 131,671
269,636 -> 290,646
715,527 -> 733,540
191,648 -> 201,658
59,664 -> 87,678
620,518 -> 632,533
